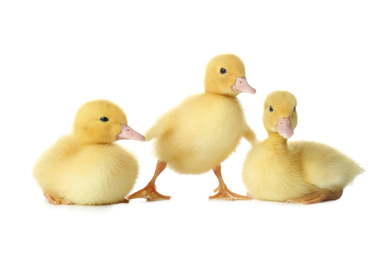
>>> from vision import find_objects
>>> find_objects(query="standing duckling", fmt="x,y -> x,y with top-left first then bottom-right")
33,100 -> 145,205
242,91 -> 363,204
128,54 -> 256,201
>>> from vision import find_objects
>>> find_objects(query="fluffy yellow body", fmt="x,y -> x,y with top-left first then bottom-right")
242,136 -> 363,202
147,93 -> 249,174
33,135 -> 138,205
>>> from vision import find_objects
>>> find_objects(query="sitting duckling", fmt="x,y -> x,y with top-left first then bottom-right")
128,54 -> 256,201
242,91 -> 363,204
33,100 -> 145,205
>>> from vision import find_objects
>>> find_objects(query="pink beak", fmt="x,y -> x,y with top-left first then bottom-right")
117,124 -> 145,141
276,117 -> 294,139
232,77 -> 256,94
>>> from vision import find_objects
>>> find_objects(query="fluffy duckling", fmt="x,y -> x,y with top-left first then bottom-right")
33,100 -> 145,205
242,91 -> 363,204
128,54 -> 256,201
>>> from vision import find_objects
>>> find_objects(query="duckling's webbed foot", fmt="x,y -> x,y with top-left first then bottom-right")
127,185 -> 171,201
43,192 -> 72,205
287,189 -> 343,204
210,186 -> 252,201
209,165 -> 251,201
126,160 -> 171,202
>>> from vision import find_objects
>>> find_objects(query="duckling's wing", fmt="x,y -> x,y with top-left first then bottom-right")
145,110 -> 174,141
294,141 -> 364,190
243,125 -> 257,145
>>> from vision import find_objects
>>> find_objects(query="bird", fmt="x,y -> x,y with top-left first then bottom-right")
128,54 -> 256,201
242,90 -> 363,204
33,99 -> 145,205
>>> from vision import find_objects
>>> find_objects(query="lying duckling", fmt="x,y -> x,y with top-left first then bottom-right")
128,54 -> 256,201
242,91 -> 363,204
33,100 -> 145,205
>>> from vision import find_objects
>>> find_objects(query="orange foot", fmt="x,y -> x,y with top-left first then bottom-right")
127,185 -> 171,202
127,160 -> 171,202
208,164 -> 251,201
287,189 -> 343,204
43,192 -> 72,205
209,186 -> 251,201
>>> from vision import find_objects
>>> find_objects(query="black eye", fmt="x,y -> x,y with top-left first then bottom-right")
100,117 -> 109,122
220,68 -> 227,74
293,106 -> 296,112
269,106 -> 273,112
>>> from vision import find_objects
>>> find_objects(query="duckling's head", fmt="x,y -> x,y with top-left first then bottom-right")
204,54 -> 256,96
73,100 -> 145,145
263,91 -> 298,139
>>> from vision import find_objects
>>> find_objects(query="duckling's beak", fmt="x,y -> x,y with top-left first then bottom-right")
276,117 -> 294,139
232,77 -> 256,94
117,124 -> 145,141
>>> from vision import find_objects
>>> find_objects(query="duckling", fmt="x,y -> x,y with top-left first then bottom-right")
33,100 -> 145,205
242,91 -> 363,204
128,54 -> 256,201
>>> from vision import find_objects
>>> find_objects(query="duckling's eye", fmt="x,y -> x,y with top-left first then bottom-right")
293,106 -> 296,112
269,106 -> 274,112
220,68 -> 227,74
100,117 -> 109,122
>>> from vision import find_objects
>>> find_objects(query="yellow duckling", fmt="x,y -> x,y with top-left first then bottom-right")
33,100 -> 145,205
129,54 -> 256,201
242,91 -> 363,204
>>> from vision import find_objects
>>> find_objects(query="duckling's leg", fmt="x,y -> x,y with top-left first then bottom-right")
287,189 -> 343,204
43,192 -> 72,205
126,160 -> 171,201
209,165 -> 251,201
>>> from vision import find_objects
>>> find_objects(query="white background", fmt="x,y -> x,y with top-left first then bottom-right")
1,1 -> 389,259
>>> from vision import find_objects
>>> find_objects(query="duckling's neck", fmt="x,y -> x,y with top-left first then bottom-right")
265,132 -> 288,150
73,131 -> 111,146
73,133 -> 90,146
204,91 -> 238,99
